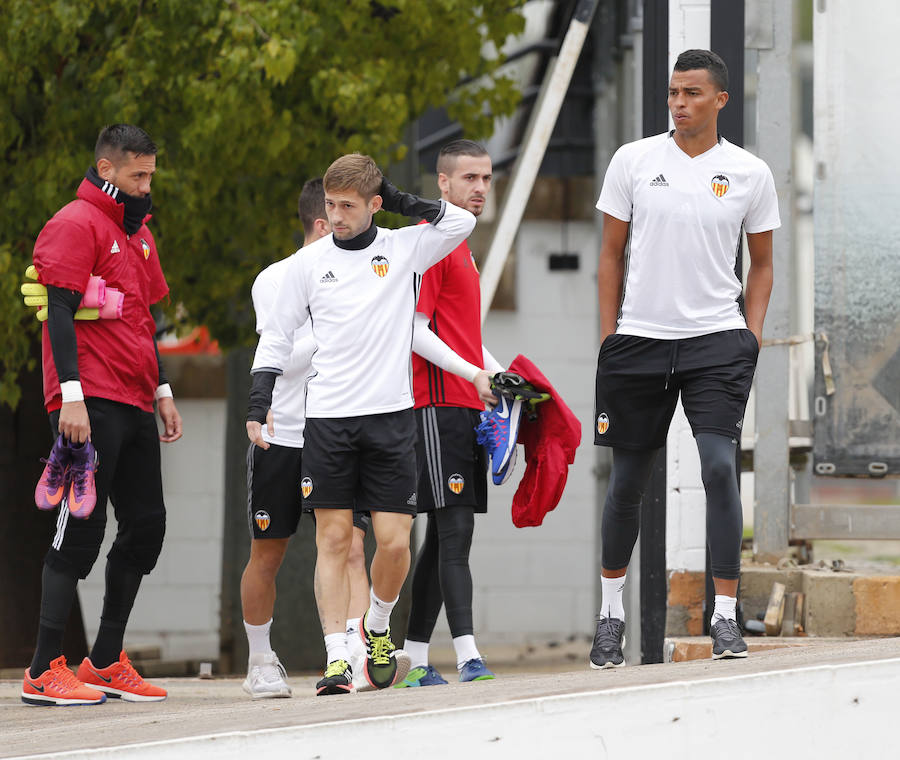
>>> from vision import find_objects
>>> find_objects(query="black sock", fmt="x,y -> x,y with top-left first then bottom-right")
30,564 -> 78,675
89,562 -> 144,668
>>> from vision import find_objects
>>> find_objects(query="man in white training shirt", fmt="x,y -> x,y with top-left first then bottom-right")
247,154 -> 475,695
240,178 -> 328,699
591,49 -> 780,668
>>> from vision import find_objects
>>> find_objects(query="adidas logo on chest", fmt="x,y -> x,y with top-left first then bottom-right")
319,270 -> 338,284
649,174 -> 669,187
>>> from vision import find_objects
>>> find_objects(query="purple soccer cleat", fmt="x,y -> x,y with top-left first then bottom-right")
35,435 -> 72,511
66,439 -> 99,519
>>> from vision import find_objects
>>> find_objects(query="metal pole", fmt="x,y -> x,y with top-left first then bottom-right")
480,0 -> 599,323
752,0 -> 794,561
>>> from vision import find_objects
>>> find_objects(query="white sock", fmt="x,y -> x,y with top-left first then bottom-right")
453,634 -> 481,669
346,617 -> 359,634
600,574 -> 627,620
712,594 -> 737,624
403,639 -> 430,669
365,589 -> 397,633
244,619 -> 273,656
324,632 -> 349,665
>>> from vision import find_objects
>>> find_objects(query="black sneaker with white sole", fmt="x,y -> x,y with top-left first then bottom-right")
589,617 -> 626,669
315,659 -> 354,696
710,618 -> 748,659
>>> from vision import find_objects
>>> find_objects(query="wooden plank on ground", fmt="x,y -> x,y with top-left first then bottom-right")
764,582 -> 786,636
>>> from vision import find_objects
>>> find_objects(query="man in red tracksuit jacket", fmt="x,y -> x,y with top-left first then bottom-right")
23,124 -> 182,707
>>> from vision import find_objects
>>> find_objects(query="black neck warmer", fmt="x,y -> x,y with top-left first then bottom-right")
86,166 -> 152,235
333,221 -> 377,250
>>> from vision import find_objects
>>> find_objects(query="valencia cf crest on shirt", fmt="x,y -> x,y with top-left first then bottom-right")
254,510 -> 271,532
371,255 -> 389,278
711,174 -> 730,198
140,238 -> 151,259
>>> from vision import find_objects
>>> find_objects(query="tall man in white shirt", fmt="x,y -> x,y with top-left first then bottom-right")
247,154 -> 475,695
240,178 -> 329,699
591,50 -> 780,667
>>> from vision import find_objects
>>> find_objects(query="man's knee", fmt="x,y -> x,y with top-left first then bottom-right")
247,539 -> 289,578
347,531 -> 366,570
108,512 -> 166,575
315,511 -> 353,557
46,521 -> 107,579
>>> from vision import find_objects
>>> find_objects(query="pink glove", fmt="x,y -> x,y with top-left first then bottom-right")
98,288 -> 124,319
80,276 -> 107,309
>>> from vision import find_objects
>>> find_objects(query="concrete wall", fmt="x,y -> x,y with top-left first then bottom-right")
78,399 -> 227,661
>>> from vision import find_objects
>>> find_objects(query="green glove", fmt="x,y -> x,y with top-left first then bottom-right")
21,265 -> 100,321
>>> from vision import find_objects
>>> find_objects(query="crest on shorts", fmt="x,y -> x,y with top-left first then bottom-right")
371,255 -> 389,278
448,473 -> 465,495
254,510 -> 271,532
711,174 -> 730,198
597,412 -> 610,435
140,238 -> 151,260
301,477 -> 313,498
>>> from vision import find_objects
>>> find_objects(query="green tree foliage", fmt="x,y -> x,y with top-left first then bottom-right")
0,0 -> 526,407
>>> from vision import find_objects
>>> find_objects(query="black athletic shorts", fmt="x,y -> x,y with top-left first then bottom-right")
416,406 -> 487,513
301,410 -> 418,515
594,328 -> 760,450
246,442 -> 302,539
308,510 -> 372,532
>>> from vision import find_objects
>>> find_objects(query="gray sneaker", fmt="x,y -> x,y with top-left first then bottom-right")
242,652 -> 292,699
590,617 -> 626,669
710,618 -> 748,659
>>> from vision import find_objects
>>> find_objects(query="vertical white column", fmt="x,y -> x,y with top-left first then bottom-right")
664,0 -> 711,575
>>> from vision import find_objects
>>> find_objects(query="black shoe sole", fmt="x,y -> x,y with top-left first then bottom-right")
589,659 -> 626,669
316,682 -> 354,696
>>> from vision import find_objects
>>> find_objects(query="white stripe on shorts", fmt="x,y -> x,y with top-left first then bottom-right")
422,407 -> 445,509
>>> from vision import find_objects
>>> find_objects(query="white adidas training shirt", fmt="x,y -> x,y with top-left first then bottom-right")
251,256 -> 315,447
596,131 -> 781,339
252,201 -> 475,418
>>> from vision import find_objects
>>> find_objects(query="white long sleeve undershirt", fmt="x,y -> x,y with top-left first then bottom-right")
412,312 -> 503,381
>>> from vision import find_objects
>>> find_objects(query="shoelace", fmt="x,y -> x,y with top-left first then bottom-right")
367,632 -> 395,666
40,456 -> 68,488
713,618 -> 742,639
593,619 -> 623,651
69,461 -> 95,499
323,659 -> 350,679
50,660 -> 84,692
115,655 -> 146,688
475,412 -> 503,449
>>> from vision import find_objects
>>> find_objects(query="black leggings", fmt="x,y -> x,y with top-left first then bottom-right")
406,506 -> 476,641
601,433 -> 742,580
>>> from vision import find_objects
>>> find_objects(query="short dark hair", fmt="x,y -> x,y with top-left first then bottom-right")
323,154 -> 382,199
437,139 -> 489,175
95,124 -> 157,165
298,177 -> 325,233
673,49 -> 728,91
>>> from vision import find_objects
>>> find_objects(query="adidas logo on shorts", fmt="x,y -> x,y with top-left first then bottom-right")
406,492 -> 417,506
649,174 -> 669,187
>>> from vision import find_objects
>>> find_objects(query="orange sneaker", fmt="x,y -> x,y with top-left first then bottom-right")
21,655 -> 107,706
76,651 -> 167,702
